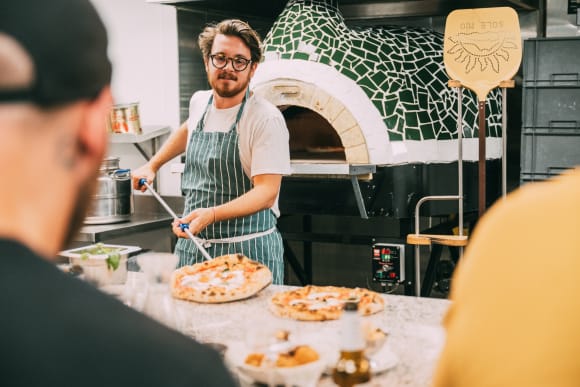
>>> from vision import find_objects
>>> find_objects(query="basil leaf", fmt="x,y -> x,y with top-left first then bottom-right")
106,253 -> 121,271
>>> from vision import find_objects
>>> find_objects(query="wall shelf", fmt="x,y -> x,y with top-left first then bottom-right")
109,124 -> 170,161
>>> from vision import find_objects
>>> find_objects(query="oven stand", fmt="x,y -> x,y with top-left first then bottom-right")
289,163 -> 376,219
350,175 -> 368,219
281,216 -> 415,295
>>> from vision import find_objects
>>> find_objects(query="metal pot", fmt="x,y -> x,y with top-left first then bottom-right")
84,157 -> 133,224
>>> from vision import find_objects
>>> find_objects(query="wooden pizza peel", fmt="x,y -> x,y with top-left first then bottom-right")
443,7 -> 522,216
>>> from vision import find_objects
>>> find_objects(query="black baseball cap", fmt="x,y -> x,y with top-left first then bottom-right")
0,0 -> 112,107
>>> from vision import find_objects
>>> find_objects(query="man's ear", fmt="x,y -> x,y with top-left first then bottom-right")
248,61 -> 258,80
76,86 -> 113,175
204,57 -> 210,74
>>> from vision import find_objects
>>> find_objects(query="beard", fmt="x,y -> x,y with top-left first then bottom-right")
209,70 -> 251,98
61,173 -> 99,249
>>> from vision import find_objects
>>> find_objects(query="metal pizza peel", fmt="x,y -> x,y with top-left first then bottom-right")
138,178 -> 213,261
443,7 -> 522,215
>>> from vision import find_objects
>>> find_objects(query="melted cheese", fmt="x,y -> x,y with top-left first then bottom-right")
289,292 -> 344,310
180,269 -> 245,291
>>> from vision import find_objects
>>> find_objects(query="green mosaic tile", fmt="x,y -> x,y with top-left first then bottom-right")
418,111 -> 430,126
406,128 -> 421,140
360,84 -> 374,95
262,0 -> 503,143
317,42 -> 330,51
361,39 -> 379,53
385,114 -> 398,130
403,101 -> 421,112
399,90 -> 414,104
350,47 -> 366,58
370,72 -> 387,87
438,131 -> 452,140
341,68 -> 358,81
388,131 -> 403,141
320,24 -> 338,38
319,55 -> 331,65
405,112 -> 419,128
292,52 -> 309,61
331,50 -> 344,63
388,82 -> 402,94
396,115 -> 405,132
373,90 -> 385,101
354,63 -> 369,78
421,123 -> 436,140
384,99 -> 396,117
417,92 -> 429,109
344,53 -> 358,66
365,52 -> 380,64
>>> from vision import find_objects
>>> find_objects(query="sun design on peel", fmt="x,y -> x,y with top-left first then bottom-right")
447,31 -> 518,74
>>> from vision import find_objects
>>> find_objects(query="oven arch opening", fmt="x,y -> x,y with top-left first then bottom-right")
281,105 -> 346,162
254,79 -> 371,164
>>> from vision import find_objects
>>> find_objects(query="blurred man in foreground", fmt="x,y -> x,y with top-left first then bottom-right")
0,1 -> 236,386
433,169 -> 580,386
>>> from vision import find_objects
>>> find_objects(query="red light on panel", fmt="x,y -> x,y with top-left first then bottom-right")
388,271 -> 397,279
373,249 -> 380,257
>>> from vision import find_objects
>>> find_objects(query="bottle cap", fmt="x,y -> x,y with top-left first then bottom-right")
343,299 -> 359,312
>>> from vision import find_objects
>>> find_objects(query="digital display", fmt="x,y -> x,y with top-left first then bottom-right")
372,243 -> 405,283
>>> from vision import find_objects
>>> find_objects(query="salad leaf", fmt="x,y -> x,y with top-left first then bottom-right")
106,253 -> 121,271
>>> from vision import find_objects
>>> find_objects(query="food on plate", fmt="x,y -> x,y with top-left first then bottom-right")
170,253 -> 272,303
364,324 -> 387,342
244,345 -> 320,368
269,285 -> 385,321
277,346 -> 320,367
244,353 -> 265,367
75,243 -> 122,270
275,329 -> 290,341
363,322 -> 388,355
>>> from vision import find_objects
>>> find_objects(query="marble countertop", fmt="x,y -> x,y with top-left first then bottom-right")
165,285 -> 450,386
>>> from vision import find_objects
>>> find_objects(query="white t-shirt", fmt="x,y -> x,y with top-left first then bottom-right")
186,90 -> 291,217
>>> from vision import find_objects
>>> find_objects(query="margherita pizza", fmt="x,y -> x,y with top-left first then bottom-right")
171,254 -> 272,303
269,285 -> 385,321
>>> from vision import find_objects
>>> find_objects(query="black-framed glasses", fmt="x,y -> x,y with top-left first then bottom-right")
209,53 -> 252,72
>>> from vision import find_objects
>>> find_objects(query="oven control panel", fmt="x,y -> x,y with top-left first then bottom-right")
372,243 -> 405,284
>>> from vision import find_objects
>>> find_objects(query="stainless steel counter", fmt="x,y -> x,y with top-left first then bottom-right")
76,212 -> 173,243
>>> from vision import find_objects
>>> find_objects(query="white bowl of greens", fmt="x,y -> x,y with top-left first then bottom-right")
60,243 -> 140,286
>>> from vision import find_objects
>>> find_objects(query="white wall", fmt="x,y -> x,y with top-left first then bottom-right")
91,0 -> 182,195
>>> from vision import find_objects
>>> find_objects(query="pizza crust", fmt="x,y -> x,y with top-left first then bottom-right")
171,254 -> 272,303
269,285 -> 385,321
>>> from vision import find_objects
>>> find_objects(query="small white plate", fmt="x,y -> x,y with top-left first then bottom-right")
225,340 -> 327,387
368,345 -> 399,374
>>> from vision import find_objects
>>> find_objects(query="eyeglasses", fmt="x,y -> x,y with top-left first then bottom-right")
209,54 -> 252,72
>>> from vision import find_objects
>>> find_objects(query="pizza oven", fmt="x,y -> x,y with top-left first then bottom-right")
251,0 -> 503,219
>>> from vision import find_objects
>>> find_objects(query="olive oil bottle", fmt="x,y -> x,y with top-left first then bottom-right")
332,300 -> 371,386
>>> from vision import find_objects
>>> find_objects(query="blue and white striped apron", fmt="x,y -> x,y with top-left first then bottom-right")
175,90 -> 284,284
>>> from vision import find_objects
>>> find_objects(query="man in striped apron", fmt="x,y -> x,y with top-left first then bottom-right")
132,19 -> 290,284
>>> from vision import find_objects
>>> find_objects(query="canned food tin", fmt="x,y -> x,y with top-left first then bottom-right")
108,102 -> 142,134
